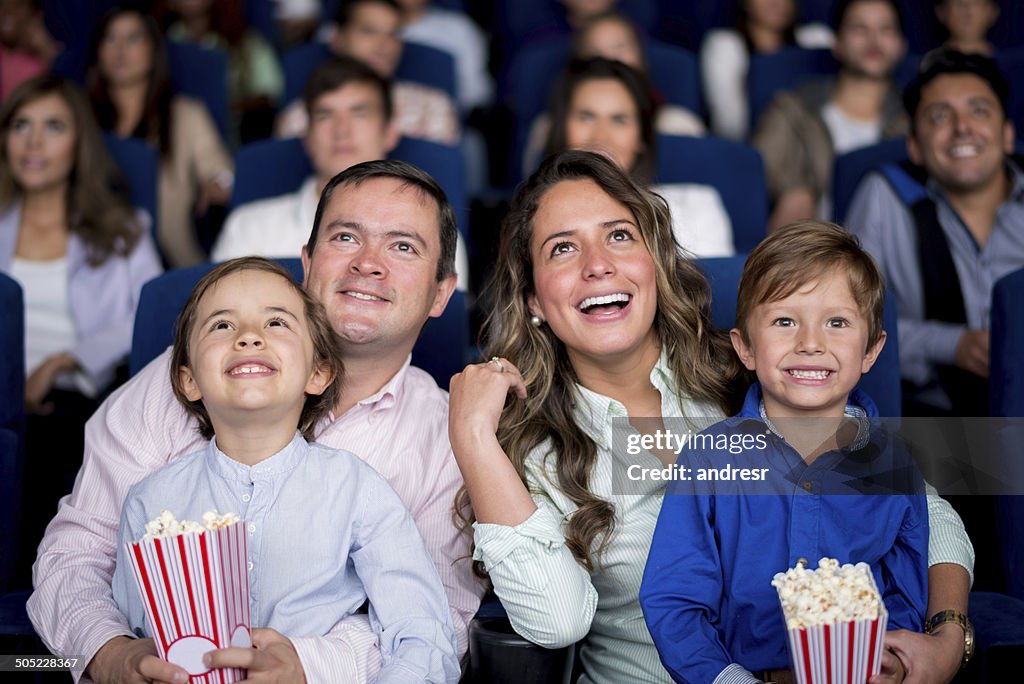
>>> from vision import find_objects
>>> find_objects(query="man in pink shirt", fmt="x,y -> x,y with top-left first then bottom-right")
28,160 -> 482,683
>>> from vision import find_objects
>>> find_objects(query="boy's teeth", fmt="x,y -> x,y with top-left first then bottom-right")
579,293 -> 629,310
789,369 -> 829,379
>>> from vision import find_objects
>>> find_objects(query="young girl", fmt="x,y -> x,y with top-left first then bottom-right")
112,257 -> 459,683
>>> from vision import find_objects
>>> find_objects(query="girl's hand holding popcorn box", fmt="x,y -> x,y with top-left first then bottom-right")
125,510 -> 252,684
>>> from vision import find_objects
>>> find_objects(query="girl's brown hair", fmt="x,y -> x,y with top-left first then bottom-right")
170,257 -> 345,441
0,74 -> 142,266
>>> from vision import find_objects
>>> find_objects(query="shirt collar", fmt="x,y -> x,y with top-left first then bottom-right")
355,354 -> 411,409
207,431 -> 307,482
572,351 -> 675,449
742,382 -> 876,450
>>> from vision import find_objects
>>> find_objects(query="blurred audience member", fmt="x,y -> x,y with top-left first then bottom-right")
163,0 -> 285,143
87,6 -> 233,267
0,0 -> 60,102
395,0 -> 492,112
524,13 -> 705,178
275,0 -> 321,46
934,0 -> 999,57
541,58 -> 733,257
573,11 -> 704,136
701,0 -> 834,140
276,0 -> 458,145
219,56 -> 469,292
753,0 -> 908,232
845,51 -> 1022,416
0,75 -> 161,580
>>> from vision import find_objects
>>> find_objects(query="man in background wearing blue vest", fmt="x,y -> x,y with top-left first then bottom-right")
846,50 -> 1024,417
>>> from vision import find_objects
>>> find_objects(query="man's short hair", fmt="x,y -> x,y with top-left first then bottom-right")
735,221 -> 886,349
306,159 -> 458,282
302,55 -> 393,122
334,0 -> 402,27
832,0 -> 904,34
904,49 -> 1010,128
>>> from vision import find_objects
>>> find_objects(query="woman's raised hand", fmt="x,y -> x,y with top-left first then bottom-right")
448,357 -> 538,526
449,357 -> 527,444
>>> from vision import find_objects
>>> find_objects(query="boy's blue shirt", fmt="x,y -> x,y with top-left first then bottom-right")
639,383 -> 928,684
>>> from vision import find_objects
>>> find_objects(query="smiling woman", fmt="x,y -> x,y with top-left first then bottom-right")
0,73 -> 162,583
448,150 -> 744,683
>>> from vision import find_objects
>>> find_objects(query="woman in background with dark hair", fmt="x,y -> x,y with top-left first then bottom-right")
0,74 -> 161,581
87,5 -> 232,267
541,57 -> 734,257
701,0 -> 833,140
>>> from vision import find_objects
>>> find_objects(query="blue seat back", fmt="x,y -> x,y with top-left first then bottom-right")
231,137 -> 312,209
282,42 -> 333,106
102,132 -> 159,246
748,47 -> 919,132
698,256 -> 902,417
230,137 -> 468,242
0,273 -> 25,591
996,47 -> 1024,141
991,267 -> 1024,417
0,273 -> 25,433
748,47 -> 839,131
281,41 -> 457,107
166,41 -> 230,138
832,137 -> 909,224
396,41 -> 457,101
130,260 -> 468,389
655,135 -> 768,255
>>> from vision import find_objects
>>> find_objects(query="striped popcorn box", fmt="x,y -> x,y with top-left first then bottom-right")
773,558 -> 888,684
126,521 -> 251,683
784,610 -> 888,684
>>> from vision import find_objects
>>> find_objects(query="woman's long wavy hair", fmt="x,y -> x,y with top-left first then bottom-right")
0,74 -> 141,266
479,150 -> 742,570
87,6 -> 174,158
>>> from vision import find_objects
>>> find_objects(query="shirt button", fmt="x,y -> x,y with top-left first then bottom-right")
247,560 -> 254,571
802,480 -> 813,491
248,523 -> 256,534
242,494 -> 251,502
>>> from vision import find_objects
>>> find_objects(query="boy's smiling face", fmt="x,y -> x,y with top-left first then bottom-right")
730,269 -> 886,419
179,269 -> 330,433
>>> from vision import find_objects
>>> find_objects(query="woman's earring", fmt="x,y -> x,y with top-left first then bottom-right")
530,315 -> 543,328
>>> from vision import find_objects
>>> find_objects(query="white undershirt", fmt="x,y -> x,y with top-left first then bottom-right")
9,257 -> 96,397
819,102 -> 882,219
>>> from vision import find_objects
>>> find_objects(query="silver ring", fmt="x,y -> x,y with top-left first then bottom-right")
490,356 -> 506,373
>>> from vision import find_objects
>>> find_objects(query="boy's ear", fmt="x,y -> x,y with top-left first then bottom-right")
178,366 -> 203,402
729,328 -> 757,371
305,363 -> 332,397
860,330 -> 888,374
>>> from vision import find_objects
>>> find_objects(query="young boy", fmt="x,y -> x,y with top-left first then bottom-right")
639,222 -> 928,683
112,257 -> 459,682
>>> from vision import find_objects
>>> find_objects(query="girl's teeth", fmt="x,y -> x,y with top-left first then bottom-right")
789,369 -> 829,379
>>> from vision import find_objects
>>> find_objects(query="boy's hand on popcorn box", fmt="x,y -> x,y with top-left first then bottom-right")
204,628 -> 306,683
870,628 -> 961,684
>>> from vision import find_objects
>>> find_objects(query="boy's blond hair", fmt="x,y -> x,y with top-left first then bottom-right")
735,221 -> 885,348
